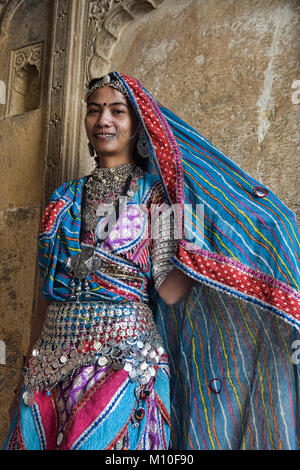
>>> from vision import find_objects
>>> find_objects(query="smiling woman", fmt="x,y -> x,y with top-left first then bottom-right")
3,72 -> 194,451
85,86 -> 139,168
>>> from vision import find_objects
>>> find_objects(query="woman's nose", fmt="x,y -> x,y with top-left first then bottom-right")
95,109 -> 112,127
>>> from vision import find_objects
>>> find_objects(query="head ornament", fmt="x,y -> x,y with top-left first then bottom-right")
85,72 -> 130,102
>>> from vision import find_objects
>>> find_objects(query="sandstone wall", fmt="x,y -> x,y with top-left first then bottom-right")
0,0 -> 53,446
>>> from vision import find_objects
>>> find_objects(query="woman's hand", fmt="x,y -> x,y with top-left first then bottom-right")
157,268 -> 195,305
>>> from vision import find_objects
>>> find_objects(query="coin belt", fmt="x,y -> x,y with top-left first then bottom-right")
22,300 -> 165,405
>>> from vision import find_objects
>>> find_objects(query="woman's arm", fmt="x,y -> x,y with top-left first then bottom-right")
149,180 -> 195,305
157,268 -> 195,305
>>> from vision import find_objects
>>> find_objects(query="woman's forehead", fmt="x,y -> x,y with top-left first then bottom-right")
87,85 -> 127,104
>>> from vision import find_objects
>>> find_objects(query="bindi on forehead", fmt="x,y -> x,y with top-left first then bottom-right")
89,86 -> 127,102
87,100 -> 128,108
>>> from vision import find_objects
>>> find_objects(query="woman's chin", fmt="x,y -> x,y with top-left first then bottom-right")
93,143 -> 118,155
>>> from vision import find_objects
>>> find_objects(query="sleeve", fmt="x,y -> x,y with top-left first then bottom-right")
150,180 -> 178,291
38,181 -> 73,279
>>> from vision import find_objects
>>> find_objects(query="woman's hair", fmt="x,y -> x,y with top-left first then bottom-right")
86,77 -> 148,171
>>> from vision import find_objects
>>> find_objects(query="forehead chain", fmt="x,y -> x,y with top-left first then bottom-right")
85,74 -> 130,102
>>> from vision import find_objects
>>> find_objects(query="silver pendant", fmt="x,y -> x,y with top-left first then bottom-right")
65,246 -> 102,279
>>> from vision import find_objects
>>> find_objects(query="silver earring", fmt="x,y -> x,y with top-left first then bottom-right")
137,127 -> 151,159
88,142 -> 95,158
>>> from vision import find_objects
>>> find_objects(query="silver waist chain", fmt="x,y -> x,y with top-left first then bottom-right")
23,300 -> 165,406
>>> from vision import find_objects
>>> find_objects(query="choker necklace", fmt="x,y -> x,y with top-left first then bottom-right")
84,162 -> 144,232
86,162 -> 136,202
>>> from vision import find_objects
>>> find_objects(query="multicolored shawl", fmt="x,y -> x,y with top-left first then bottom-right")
115,72 -> 300,450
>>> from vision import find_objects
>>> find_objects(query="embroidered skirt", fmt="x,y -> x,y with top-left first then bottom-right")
3,300 -> 171,450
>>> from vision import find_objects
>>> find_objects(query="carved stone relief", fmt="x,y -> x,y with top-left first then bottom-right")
86,0 -> 165,82
0,0 -> 23,45
6,42 -> 43,116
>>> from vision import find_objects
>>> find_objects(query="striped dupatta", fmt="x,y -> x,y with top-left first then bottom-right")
118,73 -> 300,449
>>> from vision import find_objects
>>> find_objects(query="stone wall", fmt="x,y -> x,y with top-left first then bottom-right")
0,0 -> 299,447
0,0 -> 53,447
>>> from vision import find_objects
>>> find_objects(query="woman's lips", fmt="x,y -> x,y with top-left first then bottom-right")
94,132 -> 119,142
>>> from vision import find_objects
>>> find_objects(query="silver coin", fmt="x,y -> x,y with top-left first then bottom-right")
98,356 -> 108,366
140,361 -> 149,371
57,432 -> 64,447
140,374 -> 150,385
126,338 -> 136,346
23,391 -> 31,406
60,355 -> 68,364
129,369 -> 137,379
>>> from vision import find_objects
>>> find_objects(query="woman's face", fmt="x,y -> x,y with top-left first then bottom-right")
85,85 -> 138,161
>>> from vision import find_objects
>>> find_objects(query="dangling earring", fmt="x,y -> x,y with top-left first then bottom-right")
88,142 -> 95,157
137,127 -> 151,159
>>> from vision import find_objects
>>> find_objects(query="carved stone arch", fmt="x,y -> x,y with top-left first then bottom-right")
86,0 -> 165,81
0,0 -> 24,44
45,0 -> 166,196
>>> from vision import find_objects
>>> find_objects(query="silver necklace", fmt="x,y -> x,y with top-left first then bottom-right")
84,162 -> 142,232
65,162 -> 144,302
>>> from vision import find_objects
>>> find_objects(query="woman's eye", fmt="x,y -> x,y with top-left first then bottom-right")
113,109 -> 124,115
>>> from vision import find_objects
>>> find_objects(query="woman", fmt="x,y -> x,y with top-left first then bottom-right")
4,72 -> 194,450
4,72 -> 300,450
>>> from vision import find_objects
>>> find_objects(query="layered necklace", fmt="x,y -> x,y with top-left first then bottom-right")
66,161 -> 144,301
83,161 -> 144,234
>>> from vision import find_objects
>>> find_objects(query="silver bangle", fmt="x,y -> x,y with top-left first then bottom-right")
151,237 -> 177,291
